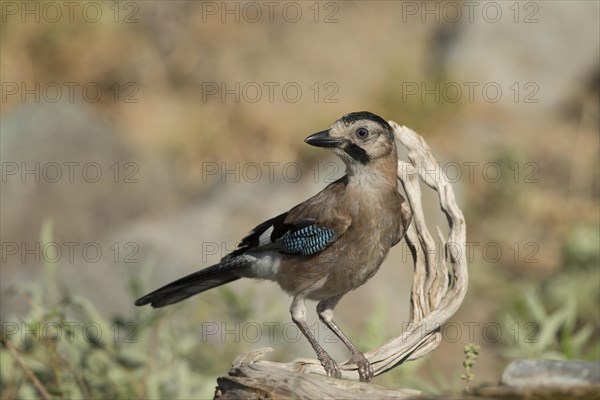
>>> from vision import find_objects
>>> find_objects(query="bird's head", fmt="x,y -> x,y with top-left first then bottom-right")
305,111 -> 396,172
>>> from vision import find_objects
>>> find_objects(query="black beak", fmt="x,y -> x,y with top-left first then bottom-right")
304,130 -> 344,148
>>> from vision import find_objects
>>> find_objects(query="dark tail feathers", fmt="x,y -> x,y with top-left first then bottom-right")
135,259 -> 249,308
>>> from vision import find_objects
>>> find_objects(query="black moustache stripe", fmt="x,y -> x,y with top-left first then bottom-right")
344,143 -> 370,164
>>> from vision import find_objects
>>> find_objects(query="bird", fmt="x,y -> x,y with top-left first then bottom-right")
135,111 -> 412,382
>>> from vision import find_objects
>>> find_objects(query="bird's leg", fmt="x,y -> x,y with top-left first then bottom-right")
290,296 -> 341,379
317,296 -> 374,382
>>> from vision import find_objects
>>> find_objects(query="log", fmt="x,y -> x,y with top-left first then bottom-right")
215,348 -> 421,400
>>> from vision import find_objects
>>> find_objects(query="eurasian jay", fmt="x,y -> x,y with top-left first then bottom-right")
135,111 -> 412,382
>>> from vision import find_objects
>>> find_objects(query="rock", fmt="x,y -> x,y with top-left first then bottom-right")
500,359 -> 600,388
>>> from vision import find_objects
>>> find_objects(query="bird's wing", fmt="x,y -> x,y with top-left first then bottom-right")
231,177 -> 351,257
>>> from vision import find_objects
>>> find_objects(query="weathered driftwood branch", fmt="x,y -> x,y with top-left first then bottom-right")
216,123 -> 468,399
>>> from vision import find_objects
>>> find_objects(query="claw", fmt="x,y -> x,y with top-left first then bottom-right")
319,354 -> 342,379
349,353 -> 373,382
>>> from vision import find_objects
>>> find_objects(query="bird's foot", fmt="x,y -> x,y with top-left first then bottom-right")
317,353 -> 342,379
347,353 -> 373,382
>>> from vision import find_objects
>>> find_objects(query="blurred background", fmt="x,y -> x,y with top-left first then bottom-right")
1,1 -> 598,398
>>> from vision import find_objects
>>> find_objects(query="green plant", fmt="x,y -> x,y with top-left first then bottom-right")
502,289 -> 597,361
0,221 -> 276,399
460,343 -> 480,391
498,224 -> 599,363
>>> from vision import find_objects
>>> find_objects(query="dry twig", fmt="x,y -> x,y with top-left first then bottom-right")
1,338 -> 52,400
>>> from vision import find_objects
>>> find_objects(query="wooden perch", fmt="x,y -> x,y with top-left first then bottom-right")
215,123 -> 469,399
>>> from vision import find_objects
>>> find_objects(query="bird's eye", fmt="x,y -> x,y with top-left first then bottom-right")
356,128 -> 369,139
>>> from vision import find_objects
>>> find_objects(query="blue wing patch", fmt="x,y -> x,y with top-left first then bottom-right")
281,225 -> 335,256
